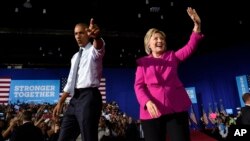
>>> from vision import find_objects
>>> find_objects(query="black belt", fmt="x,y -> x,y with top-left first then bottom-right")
74,87 -> 98,93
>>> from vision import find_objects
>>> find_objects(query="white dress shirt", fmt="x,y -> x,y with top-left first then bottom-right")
63,40 -> 105,96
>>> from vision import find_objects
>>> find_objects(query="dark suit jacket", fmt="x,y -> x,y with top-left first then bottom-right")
237,105 -> 250,125
10,121 -> 44,141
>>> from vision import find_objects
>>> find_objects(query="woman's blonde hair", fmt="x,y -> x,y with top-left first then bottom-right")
144,28 -> 167,55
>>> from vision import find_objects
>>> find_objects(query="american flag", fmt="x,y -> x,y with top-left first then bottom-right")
219,99 -> 227,115
202,106 -> 209,125
99,78 -> 107,103
189,105 -> 198,125
0,77 -> 11,104
60,77 -> 107,103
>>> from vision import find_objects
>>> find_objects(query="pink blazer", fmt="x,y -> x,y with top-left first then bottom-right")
134,32 -> 204,120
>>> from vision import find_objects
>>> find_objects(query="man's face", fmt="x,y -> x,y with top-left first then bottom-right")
246,97 -> 250,104
74,24 -> 89,47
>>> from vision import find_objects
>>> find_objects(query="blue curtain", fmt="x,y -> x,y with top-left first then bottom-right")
178,42 -> 250,127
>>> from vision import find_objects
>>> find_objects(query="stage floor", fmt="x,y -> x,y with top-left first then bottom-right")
166,129 -> 218,141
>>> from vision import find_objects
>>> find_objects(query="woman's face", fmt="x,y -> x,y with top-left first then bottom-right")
148,33 -> 166,55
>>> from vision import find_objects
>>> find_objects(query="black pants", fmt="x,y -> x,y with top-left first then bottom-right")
57,87 -> 102,141
141,112 -> 190,141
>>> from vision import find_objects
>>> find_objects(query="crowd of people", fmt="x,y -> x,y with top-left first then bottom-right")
199,93 -> 250,141
1,96 -> 249,141
0,101 -> 144,141
201,111 -> 237,140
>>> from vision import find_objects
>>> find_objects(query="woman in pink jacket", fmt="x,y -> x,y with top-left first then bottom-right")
134,7 -> 204,141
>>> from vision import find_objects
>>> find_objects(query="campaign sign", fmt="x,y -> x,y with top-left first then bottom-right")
236,75 -> 249,107
185,87 -> 197,104
9,80 -> 60,104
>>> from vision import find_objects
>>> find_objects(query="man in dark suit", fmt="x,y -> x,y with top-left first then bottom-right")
236,93 -> 250,125
10,110 -> 44,141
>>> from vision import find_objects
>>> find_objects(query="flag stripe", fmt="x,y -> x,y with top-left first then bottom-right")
0,98 -> 9,101
0,77 -> 11,104
98,87 -> 106,91
0,83 -> 11,87
0,78 -> 11,82
0,88 -> 10,91
100,91 -> 106,95
0,93 -> 9,96
100,82 -> 105,85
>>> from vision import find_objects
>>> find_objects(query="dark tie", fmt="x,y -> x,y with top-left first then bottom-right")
72,48 -> 83,89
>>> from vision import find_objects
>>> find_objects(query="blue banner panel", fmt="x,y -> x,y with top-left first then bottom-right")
9,80 -> 60,104
236,75 -> 249,107
185,87 -> 197,104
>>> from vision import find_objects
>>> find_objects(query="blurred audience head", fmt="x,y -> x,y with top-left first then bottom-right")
242,92 -> 250,104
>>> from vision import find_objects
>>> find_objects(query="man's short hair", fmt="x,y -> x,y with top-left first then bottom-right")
22,110 -> 33,121
242,92 -> 250,103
